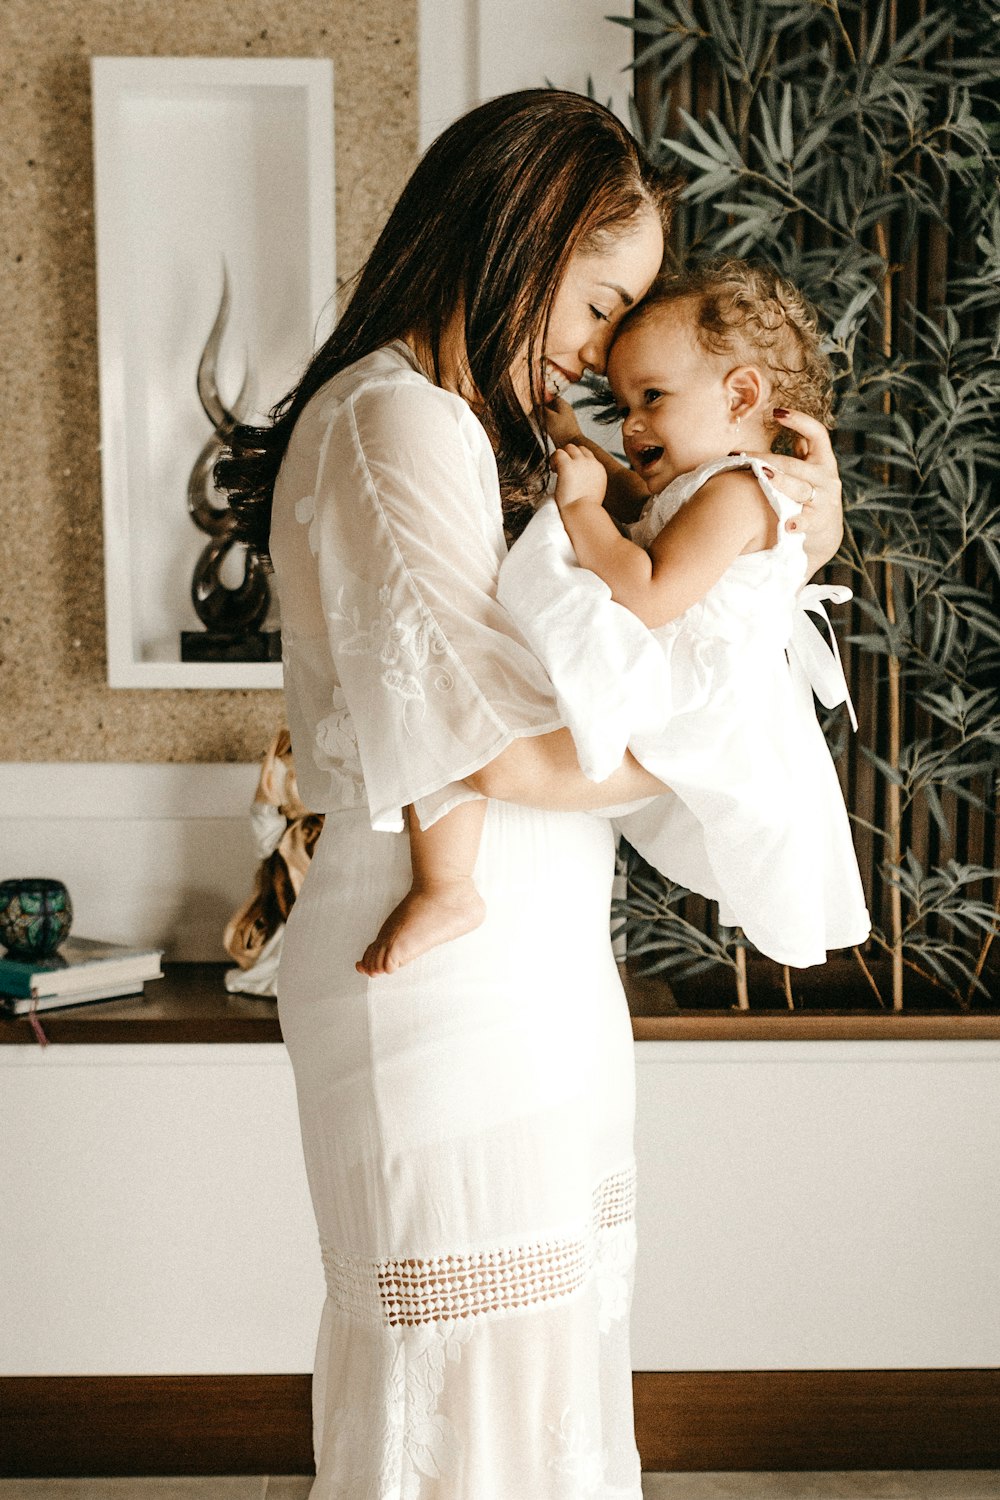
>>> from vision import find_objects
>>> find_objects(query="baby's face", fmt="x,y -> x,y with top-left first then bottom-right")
607,301 -> 738,492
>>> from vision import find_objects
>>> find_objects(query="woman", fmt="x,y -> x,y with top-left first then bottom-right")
218,90 -> 842,1499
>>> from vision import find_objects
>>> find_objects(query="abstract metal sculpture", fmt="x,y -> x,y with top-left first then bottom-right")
180,266 -> 280,662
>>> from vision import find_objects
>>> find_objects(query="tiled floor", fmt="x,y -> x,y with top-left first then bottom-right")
1,1477 -> 999,1499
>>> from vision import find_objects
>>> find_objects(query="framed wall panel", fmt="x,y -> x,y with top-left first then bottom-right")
91,56 -> 335,688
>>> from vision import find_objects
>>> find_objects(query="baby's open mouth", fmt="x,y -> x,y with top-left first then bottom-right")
634,445 -> 664,469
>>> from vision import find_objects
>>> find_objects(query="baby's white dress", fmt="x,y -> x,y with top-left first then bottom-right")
271,342 -> 644,1499
498,454 -> 871,967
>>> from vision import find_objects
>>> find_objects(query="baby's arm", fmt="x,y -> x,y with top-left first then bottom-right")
356,800 -> 487,976
553,445 -> 777,630
546,397 -> 648,524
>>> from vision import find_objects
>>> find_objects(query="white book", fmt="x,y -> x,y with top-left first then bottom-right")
1,978 -> 156,1016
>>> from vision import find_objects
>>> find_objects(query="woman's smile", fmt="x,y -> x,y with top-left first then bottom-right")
542,358 -> 582,401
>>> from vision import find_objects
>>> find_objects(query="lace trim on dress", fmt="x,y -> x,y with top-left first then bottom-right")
320,1165 -> 636,1330
317,1167 -> 638,1499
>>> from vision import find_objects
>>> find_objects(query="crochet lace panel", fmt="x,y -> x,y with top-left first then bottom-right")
320,1165 -> 636,1329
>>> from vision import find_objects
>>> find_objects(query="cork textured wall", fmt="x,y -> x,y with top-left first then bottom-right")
0,0 -> 418,761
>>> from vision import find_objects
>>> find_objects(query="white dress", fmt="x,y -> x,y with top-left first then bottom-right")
270,342 -> 644,1500
497,454 -> 871,968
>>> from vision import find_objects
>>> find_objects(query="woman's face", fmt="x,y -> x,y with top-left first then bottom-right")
513,209 -> 664,411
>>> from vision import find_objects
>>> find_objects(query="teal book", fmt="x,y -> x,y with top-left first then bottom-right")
0,936 -> 163,999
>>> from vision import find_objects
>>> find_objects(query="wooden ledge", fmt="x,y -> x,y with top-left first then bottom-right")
621,962 -> 1000,1040
629,1012 -> 1000,1040
0,963 -> 282,1046
0,962 -> 997,1046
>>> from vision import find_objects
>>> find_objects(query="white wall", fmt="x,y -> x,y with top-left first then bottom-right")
0,1044 -> 323,1375
418,0 -> 634,150
633,1040 -> 1000,1371
0,763 -> 260,962
2,1024 -> 998,1374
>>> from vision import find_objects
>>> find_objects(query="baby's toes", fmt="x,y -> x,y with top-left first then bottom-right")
357,944 -> 381,977
377,938 -> 402,973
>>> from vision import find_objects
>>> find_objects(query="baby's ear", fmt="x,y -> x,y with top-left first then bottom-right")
725,364 -> 766,417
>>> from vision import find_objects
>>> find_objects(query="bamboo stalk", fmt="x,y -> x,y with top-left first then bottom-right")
734,936 -> 750,1011
874,215 -> 905,1013
966,889 -> 1000,1005
782,965 -> 795,1010
852,945 -> 886,1009
867,931 -> 954,997
885,581 -> 905,1012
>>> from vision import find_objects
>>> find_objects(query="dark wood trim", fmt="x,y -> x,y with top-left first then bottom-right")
2,962 -> 997,1046
633,1369 -> 1000,1471
0,1375 -> 314,1478
3,1370 -> 998,1477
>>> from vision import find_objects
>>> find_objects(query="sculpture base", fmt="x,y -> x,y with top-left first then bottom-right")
180,630 -> 282,663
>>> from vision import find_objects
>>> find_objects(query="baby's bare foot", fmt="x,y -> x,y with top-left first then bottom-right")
356,881 -> 486,977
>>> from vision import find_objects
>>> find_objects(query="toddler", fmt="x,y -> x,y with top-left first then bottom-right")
358,259 -> 870,976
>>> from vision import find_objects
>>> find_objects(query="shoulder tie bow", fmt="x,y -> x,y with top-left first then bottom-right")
788,583 -> 858,731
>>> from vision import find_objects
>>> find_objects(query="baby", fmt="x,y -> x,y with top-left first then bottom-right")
357,258 -> 869,976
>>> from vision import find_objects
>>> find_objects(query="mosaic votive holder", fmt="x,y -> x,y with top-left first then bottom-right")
0,878 -> 73,959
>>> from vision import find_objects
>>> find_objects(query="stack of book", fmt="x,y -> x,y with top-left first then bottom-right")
0,937 -> 163,1015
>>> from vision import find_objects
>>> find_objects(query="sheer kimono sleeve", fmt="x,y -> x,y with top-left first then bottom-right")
309,376 -> 563,832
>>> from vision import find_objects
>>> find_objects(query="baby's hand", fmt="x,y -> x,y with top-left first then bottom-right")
552,443 -> 608,510
545,395 -> 584,448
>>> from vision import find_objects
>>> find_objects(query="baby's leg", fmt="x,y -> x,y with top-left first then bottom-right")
356,799 -> 488,976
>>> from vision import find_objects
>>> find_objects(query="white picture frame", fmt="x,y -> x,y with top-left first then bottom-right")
91,56 -> 336,688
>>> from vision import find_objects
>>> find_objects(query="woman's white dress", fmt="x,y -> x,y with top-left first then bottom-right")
498,455 -> 871,968
270,342 -> 644,1500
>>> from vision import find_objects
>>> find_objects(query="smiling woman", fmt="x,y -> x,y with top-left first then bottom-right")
213,89 -> 679,1500
219,92 -> 676,557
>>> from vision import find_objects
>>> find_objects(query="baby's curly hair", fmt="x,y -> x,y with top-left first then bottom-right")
621,258 -> 834,443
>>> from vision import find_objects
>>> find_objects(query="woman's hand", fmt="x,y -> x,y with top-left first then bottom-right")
544,395 -> 585,448
741,408 -> 844,575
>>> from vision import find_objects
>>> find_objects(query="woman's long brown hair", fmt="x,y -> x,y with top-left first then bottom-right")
215,89 -> 677,555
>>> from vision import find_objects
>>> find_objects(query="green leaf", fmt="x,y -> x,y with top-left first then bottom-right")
778,81 -> 794,159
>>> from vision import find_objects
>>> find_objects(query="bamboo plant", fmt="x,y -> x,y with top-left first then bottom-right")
606,0 -> 1000,1011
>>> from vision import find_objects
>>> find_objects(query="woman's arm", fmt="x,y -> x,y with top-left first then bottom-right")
466,730 -> 666,808
550,447 -> 772,631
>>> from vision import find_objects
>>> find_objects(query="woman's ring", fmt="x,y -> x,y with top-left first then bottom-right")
805,481 -> 817,504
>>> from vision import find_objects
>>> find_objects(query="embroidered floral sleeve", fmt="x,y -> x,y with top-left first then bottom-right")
300,374 -> 562,832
